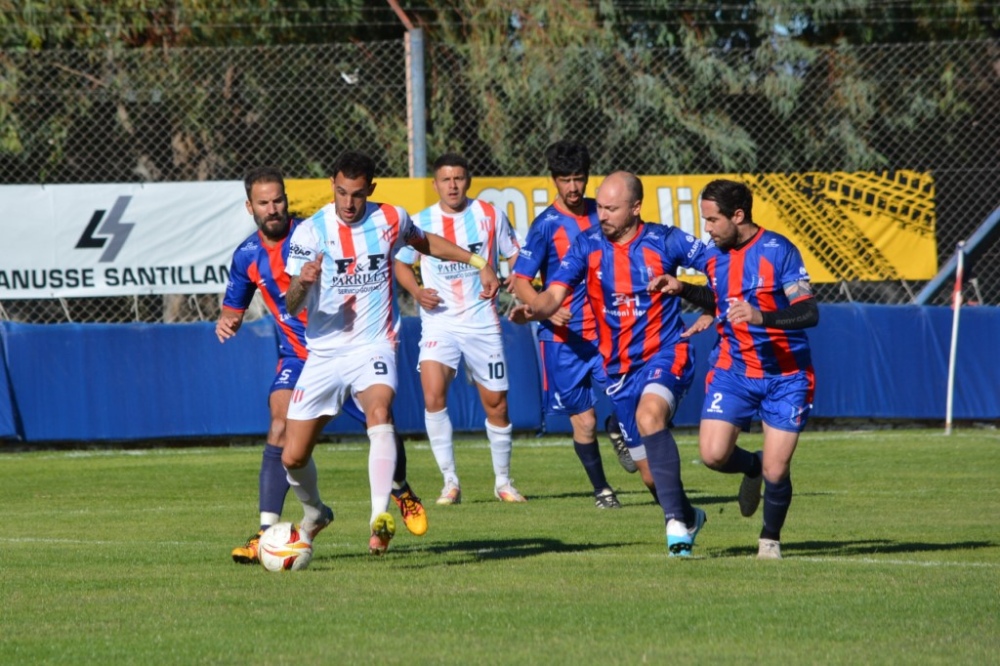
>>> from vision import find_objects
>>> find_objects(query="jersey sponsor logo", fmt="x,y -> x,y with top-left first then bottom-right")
606,292 -> 647,318
519,248 -> 533,259
289,242 -> 311,259
75,196 -> 135,262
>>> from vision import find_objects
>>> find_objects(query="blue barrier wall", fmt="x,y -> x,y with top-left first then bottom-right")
1,304 -> 997,442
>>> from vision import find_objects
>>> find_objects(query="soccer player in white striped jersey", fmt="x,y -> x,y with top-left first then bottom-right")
282,151 -> 499,556
395,153 -> 527,505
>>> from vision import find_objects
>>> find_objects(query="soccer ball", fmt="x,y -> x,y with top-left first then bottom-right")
258,522 -> 313,572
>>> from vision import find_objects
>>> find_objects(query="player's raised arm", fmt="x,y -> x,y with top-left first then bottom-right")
508,283 -> 570,325
286,251 -> 323,316
410,231 -> 499,299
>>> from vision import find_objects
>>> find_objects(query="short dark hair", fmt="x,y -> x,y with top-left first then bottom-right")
331,151 -> 376,184
243,166 -> 284,199
545,140 -> 591,178
701,179 -> 753,222
432,152 -> 470,175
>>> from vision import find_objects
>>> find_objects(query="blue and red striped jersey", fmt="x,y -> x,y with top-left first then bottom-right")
550,221 -> 704,376
512,199 -> 598,343
691,227 -> 813,378
223,218 -> 309,361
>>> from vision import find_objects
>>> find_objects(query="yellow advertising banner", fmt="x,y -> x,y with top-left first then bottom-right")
288,170 -> 937,283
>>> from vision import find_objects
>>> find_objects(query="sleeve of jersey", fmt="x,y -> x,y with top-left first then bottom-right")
511,218 -> 546,279
285,222 -> 318,277
672,230 -> 707,271
394,209 -> 426,259
496,212 -> 522,260
222,250 -> 254,311
779,241 -> 813,304
395,244 -> 418,264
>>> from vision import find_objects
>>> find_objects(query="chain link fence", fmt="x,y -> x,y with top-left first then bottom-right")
2,38 -> 997,322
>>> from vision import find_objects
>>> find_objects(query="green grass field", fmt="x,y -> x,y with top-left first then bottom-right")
1,429 -> 997,664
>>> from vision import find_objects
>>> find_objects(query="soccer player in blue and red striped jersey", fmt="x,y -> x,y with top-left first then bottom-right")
216,166 -> 426,564
651,178 -> 818,560
511,141 -> 630,510
510,171 -> 711,556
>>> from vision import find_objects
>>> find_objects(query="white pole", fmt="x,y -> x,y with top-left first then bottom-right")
944,241 -> 965,436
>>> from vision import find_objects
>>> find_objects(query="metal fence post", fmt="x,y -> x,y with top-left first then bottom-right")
406,28 -> 427,178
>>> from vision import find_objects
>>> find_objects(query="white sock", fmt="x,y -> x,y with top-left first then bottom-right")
426,409 -> 458,486
260,512 -> 281,528
284,457 -> 324,523
368,424 -> 397,525
666,518 -> 688,537
486,419 -> 513,487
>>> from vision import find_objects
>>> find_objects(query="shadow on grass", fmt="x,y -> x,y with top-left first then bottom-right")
523,489 -> 733,508
318,537 -> 642,566
714,539 -> 998,558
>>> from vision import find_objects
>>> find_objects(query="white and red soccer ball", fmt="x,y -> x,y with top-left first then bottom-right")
258,522 -> 313,572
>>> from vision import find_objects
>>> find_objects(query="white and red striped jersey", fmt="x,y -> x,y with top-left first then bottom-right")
286,201 -> 425,355
396,198 -> 521,329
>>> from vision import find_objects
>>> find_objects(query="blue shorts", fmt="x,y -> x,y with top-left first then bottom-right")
606,350 -> 695,451
540,339 -> 606,416
271,356 -> 366,426
701,366 -> 815,433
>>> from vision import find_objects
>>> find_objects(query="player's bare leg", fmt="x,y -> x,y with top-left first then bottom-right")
282,415 -> 334,540
700,419 -> 765,517
756,425 -> 800,559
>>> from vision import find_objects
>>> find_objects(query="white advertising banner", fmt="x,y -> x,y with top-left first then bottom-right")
1,182 -> 253,299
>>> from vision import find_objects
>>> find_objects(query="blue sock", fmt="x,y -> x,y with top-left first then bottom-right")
393,433 -> 407,486
761,475 -> 793,541
716,446 -> 761,476
641,429 -> 694,524
259,444 -> 289,529
573,441 -> 610,492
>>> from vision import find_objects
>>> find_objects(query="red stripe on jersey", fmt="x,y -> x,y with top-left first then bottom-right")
480,201 -> 498,260
611,242 -> 636,374
338,222 -> 357,273
440,214 -> 465,306
539,342 -> 550,392
379,204 -> 401,336
587,251 -> 613,368
757,257 -> 801,375
380,204 -> 401,246
550,227 -> 575,342
553,227 -> 571,260
641,247 -> 665,364
727,249 -> 764,378
266,242 -> 309,359
706,256 -> 733,371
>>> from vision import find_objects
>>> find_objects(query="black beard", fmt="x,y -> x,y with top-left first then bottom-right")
257,216 -> 289,241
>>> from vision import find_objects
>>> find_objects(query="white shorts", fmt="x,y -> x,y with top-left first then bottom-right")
287,342 -> 397,421
418,323 -> 509,392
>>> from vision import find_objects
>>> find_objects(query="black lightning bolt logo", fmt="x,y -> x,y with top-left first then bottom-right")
75,196 -> 135,262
